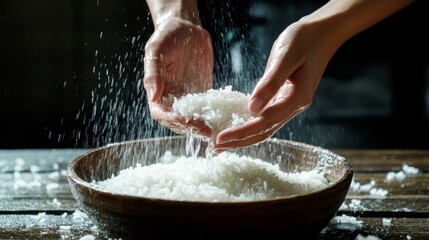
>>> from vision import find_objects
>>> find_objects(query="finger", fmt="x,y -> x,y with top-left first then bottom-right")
214,115 -> 280,147
150,101 -> 212,137
160,118 -> 212,138
249,50 -> 305,115
215,82 -> 312,151
218,83 -> 300,143
213,124 -> 280,153
143,54 -> 164,102
150,101 -> 185,125
185,118 -> 212,138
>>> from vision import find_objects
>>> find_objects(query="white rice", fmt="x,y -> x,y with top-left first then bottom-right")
355,234 -> 381,240
72,209 -> 89,223
46,182 -> 59,191
172,86 -> 253,135
331,214 -> 363,227
402,164 -> 420,175
382,218 -> 392,226
386,163 -> 421,183
93,151 -> 329,202
350,178 -> 388,198
340,199 -> 368,211
80,235 -> 96,240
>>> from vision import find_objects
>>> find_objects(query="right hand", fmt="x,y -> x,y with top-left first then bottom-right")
143,17 -> 214,137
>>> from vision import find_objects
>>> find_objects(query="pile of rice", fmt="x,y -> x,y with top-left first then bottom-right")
172,86 -> 253,135
93,86 -> 333,202
93,151 -> 329,202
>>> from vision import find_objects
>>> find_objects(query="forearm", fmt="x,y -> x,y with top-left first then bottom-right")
146,0 -> 200,27
300,0 -> 415,49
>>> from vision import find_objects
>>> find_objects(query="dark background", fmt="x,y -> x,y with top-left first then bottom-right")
1,0 -> 428,149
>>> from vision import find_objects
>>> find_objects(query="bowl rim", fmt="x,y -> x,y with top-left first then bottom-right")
67,136 -> 353,206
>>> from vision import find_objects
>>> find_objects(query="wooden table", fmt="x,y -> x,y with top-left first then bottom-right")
1,148 -> 428,239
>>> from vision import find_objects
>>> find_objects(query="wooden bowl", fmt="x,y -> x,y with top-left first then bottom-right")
68,136 -> 353,239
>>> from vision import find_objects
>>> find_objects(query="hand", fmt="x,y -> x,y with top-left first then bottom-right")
143,17 -> 214,137
213,20 -> 340,152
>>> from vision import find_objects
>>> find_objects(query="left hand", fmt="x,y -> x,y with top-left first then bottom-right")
213,20 -> 340,153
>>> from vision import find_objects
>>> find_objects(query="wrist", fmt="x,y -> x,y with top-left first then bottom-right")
298,6 -> 350,51
147,0 -> 200,28
299,0 -> 415,48
296,14 -> 346,58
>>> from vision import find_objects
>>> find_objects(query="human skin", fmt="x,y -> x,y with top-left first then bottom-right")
144,0 -> 214,136
213,0 -> 415,153
144,0 -> 415,152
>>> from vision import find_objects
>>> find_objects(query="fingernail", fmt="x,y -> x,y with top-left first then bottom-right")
249,97 -> 264,114
148,87 -> 154,101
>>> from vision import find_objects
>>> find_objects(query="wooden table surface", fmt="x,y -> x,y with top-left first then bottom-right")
0,148 -> 428,239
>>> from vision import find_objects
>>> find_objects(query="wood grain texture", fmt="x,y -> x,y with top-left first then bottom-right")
334,149 -> 429,172
1,148 -> 428,239
1,215 -> 428,240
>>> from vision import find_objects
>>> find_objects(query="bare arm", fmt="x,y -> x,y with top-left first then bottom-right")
143,0 -> 214,137
299,0 -> 416,58
146,0 -> 200,27
214,0 -> 415,152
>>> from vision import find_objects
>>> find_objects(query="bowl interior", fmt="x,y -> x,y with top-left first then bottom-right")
72,136 -> 348,184
68,136 -> 353,238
